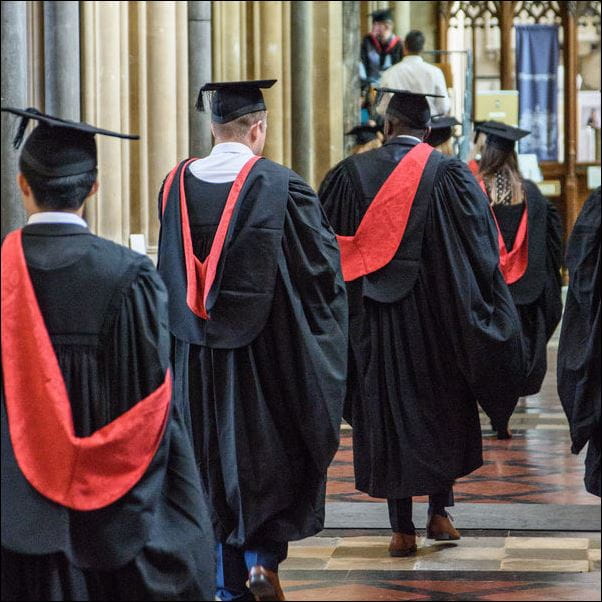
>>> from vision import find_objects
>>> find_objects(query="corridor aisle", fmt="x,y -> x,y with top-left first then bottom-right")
279,341 -> 601,601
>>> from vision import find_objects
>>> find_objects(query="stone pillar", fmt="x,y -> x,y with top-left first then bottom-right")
393,1 -> 410,38
81,1 -> 128,243
1,1 -> 28,239
189,2 -> 212,157
343,1 -> 360,156
44,1 -> 80,119
312,1 -> 344,188
213,1 -> 246,80
259,2 -> 285,164
291,1 -> 314,181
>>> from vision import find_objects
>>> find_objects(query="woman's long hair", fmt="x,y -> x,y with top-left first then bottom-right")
478,143 -> 524,205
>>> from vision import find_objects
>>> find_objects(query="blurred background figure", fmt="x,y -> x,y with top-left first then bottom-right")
425,116 -> 461,156
379,30 -> 450,117
346,124 -> 383,155
360,9 -> 404,88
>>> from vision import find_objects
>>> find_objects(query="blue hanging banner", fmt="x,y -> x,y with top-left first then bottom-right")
516,24 -> 559,161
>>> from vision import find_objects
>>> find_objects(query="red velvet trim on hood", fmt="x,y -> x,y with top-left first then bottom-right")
336,142 -> 433,282
1,229 -> 171,511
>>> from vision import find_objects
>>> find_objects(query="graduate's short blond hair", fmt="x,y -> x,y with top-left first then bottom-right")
211,110 -> 267,141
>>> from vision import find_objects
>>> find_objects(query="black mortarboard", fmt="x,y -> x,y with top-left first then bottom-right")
196,79 -> 277,124
475,120 -> 530,152
425,116 -> 461,147
380,88 -> 443,129
346,125 -> 381,146
371,9 -> 394,22
1,107 -> 138,177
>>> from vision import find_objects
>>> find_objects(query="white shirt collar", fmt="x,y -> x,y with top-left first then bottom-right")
210,142 -> 254,157
27,211 -> 88,228
403,55 -> 424,63
396,135 -> 423,144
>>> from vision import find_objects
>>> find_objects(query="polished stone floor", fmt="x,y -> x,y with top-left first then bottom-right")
280,343 -> 601,600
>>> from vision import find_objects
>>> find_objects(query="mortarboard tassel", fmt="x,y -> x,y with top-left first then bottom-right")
12,107 -> 42,149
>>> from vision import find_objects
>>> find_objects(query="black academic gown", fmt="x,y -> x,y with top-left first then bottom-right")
491,182 -> 563,398
157,160 -> 348,548
1,224 -> 215,601
319,138 -> 525,499
557,188 -> 601,497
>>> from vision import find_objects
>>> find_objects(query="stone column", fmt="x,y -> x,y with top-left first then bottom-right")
189,2 -> 212,157
342,1 -> 360,156
393,1 -> 410,38
259,2 -> 285,164
44,1 -> 80,119
291,1 -> 314,181
1,1 -> 28,239
312,1 -> 344,188
81,1 -> 127,243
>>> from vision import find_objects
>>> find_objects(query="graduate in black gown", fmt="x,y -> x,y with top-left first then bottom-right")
476,122 -> 563,439
156,81 -> 348,601
319,90 -> 525,557
0,108 -> 215,601
558,187 -> 601,497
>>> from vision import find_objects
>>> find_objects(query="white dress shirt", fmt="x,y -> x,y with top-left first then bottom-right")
189,142 -> 255,183
395,135 -> 422,144
27,211 -> 88,228
379,55 -> 451,117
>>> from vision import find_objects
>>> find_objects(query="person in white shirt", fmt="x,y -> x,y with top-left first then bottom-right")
379,30 -> 451,117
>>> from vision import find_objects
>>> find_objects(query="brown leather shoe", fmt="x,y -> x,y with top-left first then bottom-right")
426,513 -> 461,540
388,532 -> 417,557
248,565 -> 286,601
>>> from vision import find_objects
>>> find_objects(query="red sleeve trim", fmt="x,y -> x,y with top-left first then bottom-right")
1,230 -> 171,511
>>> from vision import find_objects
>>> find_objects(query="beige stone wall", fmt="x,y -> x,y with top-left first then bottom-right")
81,1 -> 189,255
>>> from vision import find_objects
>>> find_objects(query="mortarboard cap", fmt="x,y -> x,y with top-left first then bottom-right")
425,116 -> 460,147
380,88 -> 443,129
196,79 -> 277,124
371,9 -> 394,22
475,120 -> 530,152
1,107 -> 138,177
345,124 -> 381,146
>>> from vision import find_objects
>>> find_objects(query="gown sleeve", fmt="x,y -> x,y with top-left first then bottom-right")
426,158 -> 526,424
557,188 -> 601,455
104,257 -> 171,422
318,160 -> 362,236
542,195 -> 563,338
273,171 -> 349,472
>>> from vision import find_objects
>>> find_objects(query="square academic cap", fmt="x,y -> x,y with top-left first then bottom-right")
345,124 -> 381,145
371,9 -> 394,22
196,79 -> 277,124
379,88 -> 444,129
425,116 -> 461,147
475,121 -> 530,152
1,107 -> 138,177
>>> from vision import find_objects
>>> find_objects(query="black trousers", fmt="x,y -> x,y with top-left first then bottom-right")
387,487 -> 454,534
